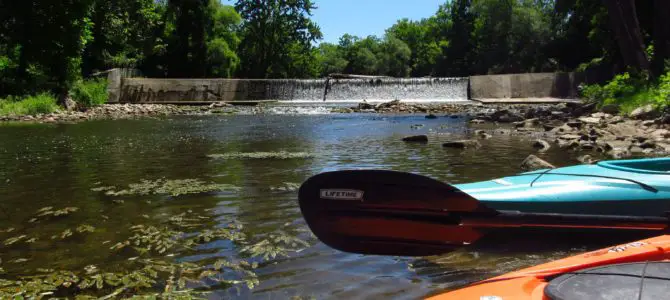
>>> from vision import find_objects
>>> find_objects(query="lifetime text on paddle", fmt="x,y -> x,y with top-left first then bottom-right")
320,189 -> 364,201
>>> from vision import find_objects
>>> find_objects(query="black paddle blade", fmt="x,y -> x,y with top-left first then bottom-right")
298,170 -> 492,256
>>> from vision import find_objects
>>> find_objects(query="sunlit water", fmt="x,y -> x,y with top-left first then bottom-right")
0,113 -> 635,299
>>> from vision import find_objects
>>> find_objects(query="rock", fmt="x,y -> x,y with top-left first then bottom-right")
639,140 -> 656,149
571,102 -> 597,117
579,141 -> 596,150
520,155 -> 556,171
474,130 -> 492,139
608,116 -> 625,124
591,112 -> 612,119
449,114 -> 460,119
656,143 -> 670,152
491,109 -> 524,123
630,146 -> 645,154
543,124 -> 556,131
566,120 -> 583,128
577,155 -> 596,164
605,140 -> 631,151
558,134 -> 582,141
514,118 -> 540,128
425,114 -> 438,119
641,120 -> 657,127
63,96 -> 77,112
600,104 -> 620,115
551,124 -> 576,134
660,114 -> 670,124
630,104 -> 661,120
650,129 -> 670,140
533,139 -> 551,151
402,135 -> 429,143
442,140 -> 481,149
609,148 -> 632,159
578,117 -> 601,125
470,119 -> 486,124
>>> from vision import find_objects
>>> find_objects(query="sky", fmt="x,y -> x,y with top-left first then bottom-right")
221,0 -> 445,44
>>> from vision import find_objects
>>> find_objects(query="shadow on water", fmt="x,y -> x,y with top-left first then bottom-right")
0,113 -> 633,299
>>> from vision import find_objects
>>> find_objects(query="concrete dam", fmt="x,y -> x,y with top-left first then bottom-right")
108,69 -> 589,104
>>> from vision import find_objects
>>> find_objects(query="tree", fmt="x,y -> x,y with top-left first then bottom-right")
235,0 -> 323,78
316,43 -> 348,77
387,19 -> 440,76
0,0 -> 94,99
602,0 -> 649,72
377,35 -> 412,77
652,0 -> 670,76
205,1 -> 242,77
167,0 -> 210,78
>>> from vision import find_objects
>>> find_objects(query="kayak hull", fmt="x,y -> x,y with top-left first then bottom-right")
428,234 -> 670,300
453,158 -> 670,217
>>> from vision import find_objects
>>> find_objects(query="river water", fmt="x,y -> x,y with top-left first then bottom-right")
0,112 -> 636,299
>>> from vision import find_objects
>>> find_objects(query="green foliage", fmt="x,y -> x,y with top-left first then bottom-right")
580,71 -> 670,113
235,0 -> 323,78
70,78 -> 108,108
0,93 -> 61,116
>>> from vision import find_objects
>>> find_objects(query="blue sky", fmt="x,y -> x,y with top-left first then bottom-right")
221,0 -> 445,44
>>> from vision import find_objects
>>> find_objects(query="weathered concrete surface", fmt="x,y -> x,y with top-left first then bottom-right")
119,78 -> 317,103
470,72 -> 586,100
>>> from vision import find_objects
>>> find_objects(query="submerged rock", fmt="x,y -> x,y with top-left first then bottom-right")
520,155 -> 556,171
577,154 -> 596,164
425,114 -> 438,119
402,135 -> 429,143
533,139 -> 551,151
442,140 -> 481,149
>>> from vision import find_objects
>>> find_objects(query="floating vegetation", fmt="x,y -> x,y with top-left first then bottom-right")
240,230 -> 310,261
29,206 -> 79,223
269,182 -> 301,193
0,207 -> 295,299
207,151 -> 314,160
94,178 -> 240,197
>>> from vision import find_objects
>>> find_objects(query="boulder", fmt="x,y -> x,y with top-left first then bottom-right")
442,140 -> 481,149
577,155 -> 596,164
402,135 -> 428,143
609,148 -> 632,159
600,104 -> 620,115
533,139 -> 551,151
520,155 -> 556,171
566,120 -> 583,128
630,104 -> 661,120
578,117 -> 601,125
474,130 -> 492,139
605,140 -> 632,151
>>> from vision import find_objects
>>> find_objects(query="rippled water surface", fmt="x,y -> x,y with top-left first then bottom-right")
0,113 -> 635,299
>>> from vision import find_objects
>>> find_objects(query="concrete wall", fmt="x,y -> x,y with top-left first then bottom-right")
469,72 -> 586,99
116,77 -> 324,103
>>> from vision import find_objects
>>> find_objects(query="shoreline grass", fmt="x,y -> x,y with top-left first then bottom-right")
0,93 -> 61,116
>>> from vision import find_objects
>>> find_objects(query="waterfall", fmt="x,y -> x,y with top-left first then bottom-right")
265,77 -> 469,102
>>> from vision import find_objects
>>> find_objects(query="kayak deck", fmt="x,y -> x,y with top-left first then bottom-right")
428,234 -> 670,300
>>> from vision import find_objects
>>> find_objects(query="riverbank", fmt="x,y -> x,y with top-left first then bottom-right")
0,102 -> 249,123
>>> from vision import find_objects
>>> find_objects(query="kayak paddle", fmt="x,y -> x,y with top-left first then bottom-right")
298,170 -> 669,256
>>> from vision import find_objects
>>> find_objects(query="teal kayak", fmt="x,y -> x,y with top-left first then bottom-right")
454,157 -> 670,217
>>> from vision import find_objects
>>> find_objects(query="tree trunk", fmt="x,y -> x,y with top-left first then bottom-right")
652,0 -> 670,76
603,0 -> 650,72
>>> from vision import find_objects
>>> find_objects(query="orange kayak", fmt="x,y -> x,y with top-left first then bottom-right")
428,235 -> 670,300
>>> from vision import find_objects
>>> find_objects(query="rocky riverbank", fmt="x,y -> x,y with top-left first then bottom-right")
0,102 -> 250,123
397,100 -> 670,160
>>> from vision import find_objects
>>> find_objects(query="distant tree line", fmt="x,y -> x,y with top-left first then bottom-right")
1,0 -> 668,102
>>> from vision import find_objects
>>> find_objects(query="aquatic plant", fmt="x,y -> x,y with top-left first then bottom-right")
0,203 -> 313,299
94,178 -> 240,197
29,206 -> 79,223
269,182 -> 301,192
207,151 -> 314,160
